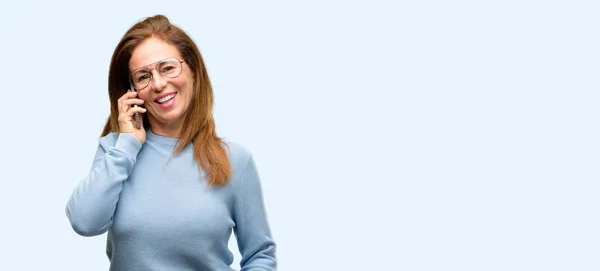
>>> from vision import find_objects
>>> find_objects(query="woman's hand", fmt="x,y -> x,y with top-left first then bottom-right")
118,91 -> 147,144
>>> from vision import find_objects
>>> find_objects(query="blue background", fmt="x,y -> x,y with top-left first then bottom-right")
0,0 -> 597,270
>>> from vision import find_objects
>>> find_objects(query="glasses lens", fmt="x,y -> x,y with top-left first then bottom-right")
131,70 -> 151,90
158,59 -> 182,78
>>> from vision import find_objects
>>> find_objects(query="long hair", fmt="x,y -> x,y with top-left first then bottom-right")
102,14 -> 231,186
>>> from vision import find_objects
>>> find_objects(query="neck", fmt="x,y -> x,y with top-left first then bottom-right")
148,117 -> 184,138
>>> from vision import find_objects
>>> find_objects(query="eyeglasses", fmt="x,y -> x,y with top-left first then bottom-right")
129,57 -> 185,90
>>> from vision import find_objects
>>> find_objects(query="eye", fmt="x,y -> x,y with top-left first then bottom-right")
160,64 -> 176,73
136,73 -> 151,82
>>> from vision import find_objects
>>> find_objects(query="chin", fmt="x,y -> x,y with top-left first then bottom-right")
157,111 -> 185,123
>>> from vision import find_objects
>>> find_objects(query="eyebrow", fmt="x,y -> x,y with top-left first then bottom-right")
130,57 -> 179,73
132,68 -> 152,74
131,60 -> 161,74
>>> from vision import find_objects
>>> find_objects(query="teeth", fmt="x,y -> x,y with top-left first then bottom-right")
157,94 -> 176,103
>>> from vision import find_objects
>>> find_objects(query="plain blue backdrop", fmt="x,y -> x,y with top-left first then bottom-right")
0,0 -> 598,270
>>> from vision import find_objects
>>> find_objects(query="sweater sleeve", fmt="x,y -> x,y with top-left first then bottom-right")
234,155 -> 277,271
65,133 -> 142,237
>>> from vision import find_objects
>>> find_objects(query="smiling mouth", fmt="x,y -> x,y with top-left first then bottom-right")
155,93 -> 176,104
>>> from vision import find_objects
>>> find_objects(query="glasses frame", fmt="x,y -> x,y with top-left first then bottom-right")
129,57 -> 186,91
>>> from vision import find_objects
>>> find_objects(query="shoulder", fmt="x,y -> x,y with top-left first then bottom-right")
222,140 -> 254,169
221,140 -> 259,184
98,132 -> 119,151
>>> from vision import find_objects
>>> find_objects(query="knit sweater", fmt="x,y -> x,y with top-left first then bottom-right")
65,130 -> 277,270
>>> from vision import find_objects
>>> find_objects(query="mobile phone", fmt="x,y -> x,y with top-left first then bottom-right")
129,81 -> 141,129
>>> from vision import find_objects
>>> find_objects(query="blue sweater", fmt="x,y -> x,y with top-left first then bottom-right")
66,130 -> 277,270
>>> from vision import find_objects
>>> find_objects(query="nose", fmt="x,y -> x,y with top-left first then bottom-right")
149,69 -> 167,92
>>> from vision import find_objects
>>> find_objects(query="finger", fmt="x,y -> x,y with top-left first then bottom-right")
126,90 -> 138,98
120,102 -> 130,114
123,98 -> 145,107
119,106 -> 146,123
117,91 -> 138,104
126,106 -> 147,117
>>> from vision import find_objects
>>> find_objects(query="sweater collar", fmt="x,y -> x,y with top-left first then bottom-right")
146,129 -> 179,146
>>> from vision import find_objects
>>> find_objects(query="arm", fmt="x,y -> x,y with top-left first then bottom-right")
65,133 -> 142,236
234,155 -> 277,271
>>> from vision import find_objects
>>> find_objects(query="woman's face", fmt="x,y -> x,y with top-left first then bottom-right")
129,37 -> 194,130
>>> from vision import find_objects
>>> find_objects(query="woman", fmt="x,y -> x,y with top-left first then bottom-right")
65,15 -> 277,270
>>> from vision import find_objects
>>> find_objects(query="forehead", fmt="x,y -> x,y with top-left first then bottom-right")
129,37 -> 182,71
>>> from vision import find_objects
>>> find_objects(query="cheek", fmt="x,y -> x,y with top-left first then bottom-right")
137,92 -> 152,105
184,86 -> 194,105
178,79 -> 194,100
